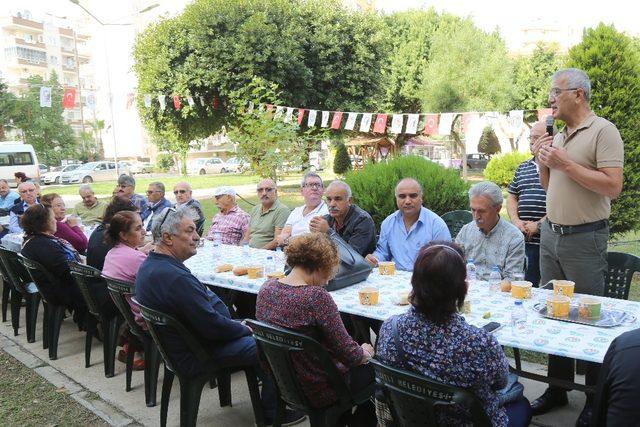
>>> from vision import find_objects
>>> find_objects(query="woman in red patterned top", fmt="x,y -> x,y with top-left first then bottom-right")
256,232 -> 376,426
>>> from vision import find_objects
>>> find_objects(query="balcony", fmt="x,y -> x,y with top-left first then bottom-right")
59,27 -> 74,38
9,16 -> 44,31
14,37 -> 46,50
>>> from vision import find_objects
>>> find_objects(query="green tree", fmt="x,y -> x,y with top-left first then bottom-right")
333,142 -> 352,175
0,79 -> 17,141
13,72 -> 76,165
420,17 -> 514,113
566,24 -> 640,235
512,43 -> 563,121
477,126 -> 501,155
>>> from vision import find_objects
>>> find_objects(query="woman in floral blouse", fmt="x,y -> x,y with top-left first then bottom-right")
376,241 -> 532,427
256,232 -> 376,426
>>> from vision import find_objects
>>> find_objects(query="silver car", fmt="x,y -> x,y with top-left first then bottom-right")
42,164 -> 82,185
60,161 -> 120,184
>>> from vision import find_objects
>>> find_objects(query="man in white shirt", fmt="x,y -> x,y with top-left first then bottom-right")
276,172 -> 328,245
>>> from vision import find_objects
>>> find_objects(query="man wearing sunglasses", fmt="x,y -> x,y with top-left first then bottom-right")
114,174 -> 147,212
173,182 -> 205,235
243,178 -> 291,249
140,182 -> 172,232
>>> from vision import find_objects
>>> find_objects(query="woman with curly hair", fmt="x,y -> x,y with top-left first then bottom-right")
256,232 -> 376,426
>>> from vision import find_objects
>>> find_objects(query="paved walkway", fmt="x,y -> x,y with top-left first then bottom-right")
0,305 -> 584,426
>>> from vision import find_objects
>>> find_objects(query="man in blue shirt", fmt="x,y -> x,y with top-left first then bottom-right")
8,182 -> 39,234
0,179 -> 19,215
140,181 -> 172,231
136,207 -> 304,425
365,178 -> 451,271
114,174 -> 147,212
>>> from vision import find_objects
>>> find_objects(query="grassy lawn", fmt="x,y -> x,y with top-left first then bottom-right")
0,349 -> 107,426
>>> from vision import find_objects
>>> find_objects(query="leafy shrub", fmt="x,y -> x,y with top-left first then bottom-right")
478,126 -> 501,155
483,151 -> 531,187
333,142 -> 352,175
155,153 -> 174,172
344,156 -> 469,229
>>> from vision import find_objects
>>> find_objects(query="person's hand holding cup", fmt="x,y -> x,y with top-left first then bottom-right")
65,214 -> 79,228
309,216 -> 329,234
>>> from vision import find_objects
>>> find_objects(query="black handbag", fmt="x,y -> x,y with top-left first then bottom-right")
325,233 -> 372,292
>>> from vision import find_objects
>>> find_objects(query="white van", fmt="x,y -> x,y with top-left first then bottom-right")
0,142 -> 40,187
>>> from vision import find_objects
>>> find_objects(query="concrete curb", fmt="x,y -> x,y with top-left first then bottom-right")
0,333 -> 139,427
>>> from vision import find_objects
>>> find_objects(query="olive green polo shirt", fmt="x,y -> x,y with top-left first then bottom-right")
248,200 -> 291,248
73,199 -> 107,226
547,113 -> 624,225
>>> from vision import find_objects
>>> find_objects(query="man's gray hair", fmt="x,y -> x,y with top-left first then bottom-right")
326,180 -> 352,198
150,181 -> 165,194
151,206 -> 198,243
0,179 -> 8,185
468,181 -> 503,206
78,184 -> 94,194
553,68 -> 591,102
118,174 -> 135,187
301,172 -> 323,187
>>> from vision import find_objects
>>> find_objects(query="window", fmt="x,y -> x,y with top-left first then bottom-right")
4,47 -> 46,65
49,55 -> 58,65
108,163 -> 115,170
0,154 -> 11,167
96,163 -> 106,170
12,152 -> 34,166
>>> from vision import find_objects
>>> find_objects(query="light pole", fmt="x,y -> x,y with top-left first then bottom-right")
68,0 -> 158,176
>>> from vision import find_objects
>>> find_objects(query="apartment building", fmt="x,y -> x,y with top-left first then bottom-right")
0,10 -> 95,136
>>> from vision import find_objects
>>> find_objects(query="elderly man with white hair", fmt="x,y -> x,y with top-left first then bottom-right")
173,181 -> 205,235
206,186 -> 250,245
8,181 -> 39,234
455,181 -> 525,281
74,184 -> 107,226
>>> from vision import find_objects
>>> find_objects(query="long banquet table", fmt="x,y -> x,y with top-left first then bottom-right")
185,241 -> 640,370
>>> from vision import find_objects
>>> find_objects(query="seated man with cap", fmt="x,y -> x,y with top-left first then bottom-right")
206,186 -> 250,245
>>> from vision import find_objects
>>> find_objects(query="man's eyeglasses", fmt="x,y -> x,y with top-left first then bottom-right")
257,187 -> 274,193
158,207 -> 177,230
549,87 -> 579,97
146,190 -> 160,195
117,184 -> 132,189
302,183 -> 323,189
173,189 -> 188,195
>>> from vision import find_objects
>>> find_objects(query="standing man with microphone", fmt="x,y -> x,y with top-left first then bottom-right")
530,68 -> 624,426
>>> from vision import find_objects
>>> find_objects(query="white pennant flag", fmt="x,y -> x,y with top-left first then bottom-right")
390,114 -> 404,134
158,95 -> 166,111
508,110 -> 524,133
344,113 -> 357,130
274,106 -> 284,120
321,111 -> 330,127
247,101 -> 254,113
438,113 -> 455,136
143,94 -> 151,108
187,96 -> 195,107
359,113 -> 372,132
85,91 -> 96,110
199,96 -> 205,106
307,110 -> 317,126
405,114 -> 419,134
284,107 -> 294,123
39,86 -> 52,107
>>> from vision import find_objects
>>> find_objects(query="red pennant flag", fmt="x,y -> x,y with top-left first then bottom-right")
266,104 -> 274,113
297,108 -> 305,125
423,114 -> 439,135
462,113 -> 479,134
537,108 -> 553,122
62,88 -> 76,109
373,114 -> 388,133
173,95 -> 181,110
330,112 -> 343,129
212,97 -> 219,110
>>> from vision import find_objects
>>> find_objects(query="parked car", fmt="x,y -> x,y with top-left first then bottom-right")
187,157 -> 231,175
466,153 -> 491,170
224,157 -> 247,173
130,161 -> 153,174
38,164 -> 49,174
60,161 -> 120,184
42,163 -> 82,185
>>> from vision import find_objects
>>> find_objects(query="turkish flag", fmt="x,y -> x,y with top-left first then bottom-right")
212,97 -> 219,110
297,108 -> 305,125
373,114 -> 387,133
173,96 -> 181,110
330,112 -> 343,129
423,114 -> 439,135
62,88 -> 76,109
537,108 -> 553,122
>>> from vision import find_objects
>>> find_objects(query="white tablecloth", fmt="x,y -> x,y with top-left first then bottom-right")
184,241 -> 640,363
1,227 -> 94,253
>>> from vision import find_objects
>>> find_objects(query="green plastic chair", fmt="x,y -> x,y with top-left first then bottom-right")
441,210 -> 473,238
604,251 -> 640,300
137,300 -> 264,427
370,358 -> 492,427
246,319 -> 375,427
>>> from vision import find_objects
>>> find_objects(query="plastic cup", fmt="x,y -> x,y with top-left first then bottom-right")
358,287 -> 379,305
511,281 -> 533,299
552,280 -> 575,298
379,261 -> 396,276
546,295 -> 571,318
247,265 -> 264,279
393,291 -> 410,305
578,297 -> 602,320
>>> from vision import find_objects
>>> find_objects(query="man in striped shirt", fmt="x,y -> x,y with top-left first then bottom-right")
507,121 -> 553,286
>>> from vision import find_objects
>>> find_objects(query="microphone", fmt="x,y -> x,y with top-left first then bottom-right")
546,116 -> 554,137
